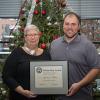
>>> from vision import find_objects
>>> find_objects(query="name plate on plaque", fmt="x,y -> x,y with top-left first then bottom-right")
30,61 -> 68,94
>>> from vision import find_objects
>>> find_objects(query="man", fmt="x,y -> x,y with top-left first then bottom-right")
50,12 -> 100,100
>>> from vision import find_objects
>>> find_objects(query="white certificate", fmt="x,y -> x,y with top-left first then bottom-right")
30,61 -> 68,94
35,66 -> 63,88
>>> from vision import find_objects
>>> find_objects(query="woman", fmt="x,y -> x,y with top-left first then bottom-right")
2,25 -> 51,100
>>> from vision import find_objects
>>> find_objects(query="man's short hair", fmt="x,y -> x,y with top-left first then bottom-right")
64,12 -> 81,25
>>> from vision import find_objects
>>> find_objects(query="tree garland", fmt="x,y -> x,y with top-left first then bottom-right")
26,0 -> 36,25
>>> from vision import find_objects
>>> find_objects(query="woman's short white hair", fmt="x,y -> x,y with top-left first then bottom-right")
24,24 -> 40,35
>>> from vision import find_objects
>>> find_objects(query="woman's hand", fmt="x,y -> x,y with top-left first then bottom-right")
67,82 -> 81,96
15,86 -> 37,98
21,90 -> 37,98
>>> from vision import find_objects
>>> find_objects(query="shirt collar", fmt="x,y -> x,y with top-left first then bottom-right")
61,34 -> 81,43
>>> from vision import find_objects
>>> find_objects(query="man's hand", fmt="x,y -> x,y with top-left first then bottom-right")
67,82 -> 81,96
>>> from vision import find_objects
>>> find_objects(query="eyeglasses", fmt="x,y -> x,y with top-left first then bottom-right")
26,34 -> 39,37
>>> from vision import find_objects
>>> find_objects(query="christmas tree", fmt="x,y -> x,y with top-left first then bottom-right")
11,0 -> 68,49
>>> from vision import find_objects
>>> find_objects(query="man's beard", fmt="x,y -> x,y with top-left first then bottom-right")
65,32 -> 78,39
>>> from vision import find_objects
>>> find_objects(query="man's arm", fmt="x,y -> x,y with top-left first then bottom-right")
67,68 -> 100,96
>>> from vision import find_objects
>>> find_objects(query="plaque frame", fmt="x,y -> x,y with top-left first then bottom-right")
30,61 -> 68,94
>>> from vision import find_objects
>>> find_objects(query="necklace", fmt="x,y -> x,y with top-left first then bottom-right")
23,46 -> 37,55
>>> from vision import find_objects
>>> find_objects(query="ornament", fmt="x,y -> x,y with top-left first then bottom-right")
54,22 -> 59,25
42,10 -> 46,15
40,43 -> 46,49
47,16 -> 51,21
35,0 -> 40,3
20,8 -> 26,15
46,42 -> 50,48
19,28 -> 24,33
47,16 -> 50,20
34,10 -> 39,15
57,0 -> 66,8
21,17 -> 26,21
53,35 -> 59,40
47,22 -> 52,26
20,10 -> 25,14
39,32 -> 43,36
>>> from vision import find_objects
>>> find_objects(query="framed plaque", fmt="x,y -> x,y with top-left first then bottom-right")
30,61 -> 68,94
